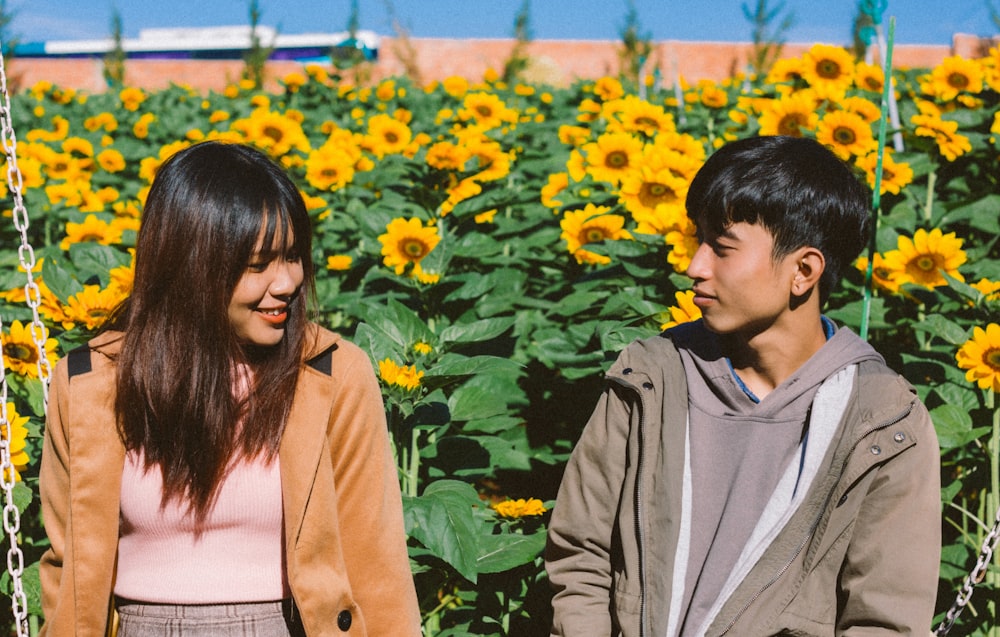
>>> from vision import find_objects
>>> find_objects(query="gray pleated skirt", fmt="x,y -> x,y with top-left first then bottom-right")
115,600 -> 305,637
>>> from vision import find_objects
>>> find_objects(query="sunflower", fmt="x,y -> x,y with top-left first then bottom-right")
765,57 -> 805,85
3,320 -> 59,378
757,92 -> 820,137
577,98 -> 602,124
96,148 -> 126,173
230,109 -> 310,158
971,278 -> 1000,303
109,259 -> 135,294
541,172 -> 570,209
618,147 -> 695,219
43,152 -> 89,183
378,217 -> 441,274
305,147 -> 356,191
911,112 -> 972,161
26,115 -> 70,143
464,137 -> 511,182
492,498 -> 547,518
855,253 -> 903,295
593,76 -> 625,101
62,285 -> 127,331
365,113 -> 413,158
841,96 -> 882,124
582,132 -> 644,185
880,228 -> 966,289
697,80 -> 729,109
378,358 -> 424,391
560,204 -> 632,265
119,87 -> 147,112
557,125 -> 591,146
458,92 -> 517,131
0,401 -> 30,482
660,290 -> 703,330
815,110 -> 875,160
132,113 -> 156,139
855,150 -> 913,196
665,218 -> 700,274
426,141 -> 471,171
800,44 -> 855,96
326,255 -> 352,271
84,112 -> 118,132
442,76 -> 469,98
606,95 -> 675,136
853,61 -> 885,93
60,214 -> 123,250
924,55 -> 984,102
648,131 -> 707,164
63,136 -> 94,157
955,323 -> 1000,393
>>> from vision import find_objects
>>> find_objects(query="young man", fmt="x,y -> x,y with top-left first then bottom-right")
546,135 -> 941,636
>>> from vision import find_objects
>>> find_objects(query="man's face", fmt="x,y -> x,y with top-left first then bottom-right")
686,221 -> 802,339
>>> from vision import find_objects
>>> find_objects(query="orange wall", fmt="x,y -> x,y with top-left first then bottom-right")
5,34 -> 987,94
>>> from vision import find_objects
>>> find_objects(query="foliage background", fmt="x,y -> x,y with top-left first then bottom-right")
0,41 -> 998,636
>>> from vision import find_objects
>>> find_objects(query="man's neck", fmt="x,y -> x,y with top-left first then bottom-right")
724,313 -> 829,400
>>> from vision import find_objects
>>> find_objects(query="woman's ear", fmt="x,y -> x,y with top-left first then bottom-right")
791,247 -> 825,297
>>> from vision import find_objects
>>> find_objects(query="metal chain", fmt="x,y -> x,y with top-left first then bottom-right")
0,36 -> 52,637
934,503 -> 1000,636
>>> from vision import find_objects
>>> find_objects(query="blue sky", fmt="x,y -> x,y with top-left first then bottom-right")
6,1 -> 998,46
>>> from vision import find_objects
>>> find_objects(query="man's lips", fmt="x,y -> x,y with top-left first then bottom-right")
691,289 -> 715,307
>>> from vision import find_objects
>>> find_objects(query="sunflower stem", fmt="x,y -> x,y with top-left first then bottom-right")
987,389 -> 999,634
923,169 -> 936,224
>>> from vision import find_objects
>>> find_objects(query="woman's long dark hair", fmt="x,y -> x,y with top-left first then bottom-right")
110,141 -> 315,519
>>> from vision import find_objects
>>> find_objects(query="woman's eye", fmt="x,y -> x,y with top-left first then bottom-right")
247,262 -> 268,273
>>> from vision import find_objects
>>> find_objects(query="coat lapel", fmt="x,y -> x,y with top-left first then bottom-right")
68,368 -> 125,635
279,368 -> 336,548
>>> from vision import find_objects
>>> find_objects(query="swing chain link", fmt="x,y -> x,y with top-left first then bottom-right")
0,37 -> 44,637
934,502 -> 1000,636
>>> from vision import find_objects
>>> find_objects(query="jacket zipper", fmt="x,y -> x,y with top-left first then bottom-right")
609,375 -> 648,637
717,401 -> 915,635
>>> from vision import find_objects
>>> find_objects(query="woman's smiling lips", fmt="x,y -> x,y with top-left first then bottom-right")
255,306 -> 288,325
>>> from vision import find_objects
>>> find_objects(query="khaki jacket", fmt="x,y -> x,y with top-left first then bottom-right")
39,324 -> 421,637
546,330 -> 941,636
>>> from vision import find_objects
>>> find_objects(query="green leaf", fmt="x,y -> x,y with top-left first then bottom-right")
930,404 -> 990,450
440,316 -> 516,345
41,258 -> 83,303
403,480 -> 482,583
476,529 -> 547,574
448,382 -> 513,422
912,314 -> 970,346
424,354 -> 522,381
69,243 -> 130,286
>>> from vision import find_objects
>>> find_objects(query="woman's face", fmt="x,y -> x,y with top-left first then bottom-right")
227,228 -> 304,348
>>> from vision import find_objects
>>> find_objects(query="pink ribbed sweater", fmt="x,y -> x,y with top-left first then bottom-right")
114,451 -> 289,604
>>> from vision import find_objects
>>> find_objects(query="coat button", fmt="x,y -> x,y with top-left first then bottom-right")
869,445 -> 881,455
338,610 -> 352,631
893,431 -> 906,443
642,382 -> 654,390
622,368 -> 633,374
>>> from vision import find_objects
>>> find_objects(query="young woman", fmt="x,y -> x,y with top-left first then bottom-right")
39,141 -> 421,636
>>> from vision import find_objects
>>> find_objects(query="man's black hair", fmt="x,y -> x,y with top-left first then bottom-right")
685,135 -> 871,304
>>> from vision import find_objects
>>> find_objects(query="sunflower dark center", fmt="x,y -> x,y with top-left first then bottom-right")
3,343 -> 35,362
606,151 -> 628,168
817,60 -> 841,79
833,126 -> 857,145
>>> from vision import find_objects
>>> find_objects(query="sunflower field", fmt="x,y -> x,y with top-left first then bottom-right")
1,40 -> 999,635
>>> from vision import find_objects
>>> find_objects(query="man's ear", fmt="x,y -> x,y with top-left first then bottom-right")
791,247 -> 825,297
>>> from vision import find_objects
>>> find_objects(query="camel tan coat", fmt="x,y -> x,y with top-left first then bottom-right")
39,324 -> 421,637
